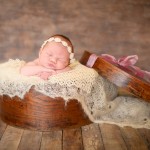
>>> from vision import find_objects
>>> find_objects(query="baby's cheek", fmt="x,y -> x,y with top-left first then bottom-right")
61,63 -> 68,69
55,62 -> 63,68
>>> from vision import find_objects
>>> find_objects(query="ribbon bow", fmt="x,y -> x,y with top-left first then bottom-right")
87,54 -> 150,83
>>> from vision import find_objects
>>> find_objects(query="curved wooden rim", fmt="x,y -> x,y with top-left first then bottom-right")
80,51 -> 150,102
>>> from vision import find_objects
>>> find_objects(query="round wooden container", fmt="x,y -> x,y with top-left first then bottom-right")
80,51 -> 150,102
0,88 -> 91,131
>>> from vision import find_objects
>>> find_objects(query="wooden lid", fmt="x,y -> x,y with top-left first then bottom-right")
80,51 -> 150,102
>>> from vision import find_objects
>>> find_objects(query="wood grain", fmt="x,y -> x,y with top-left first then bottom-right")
18,130 -> 42,150
121,126 -> 148,150
40,130 -> 62,150
0,121 -> 149,150
137,128 -> 150,149
99,123 -> 127,150
82,124 -> 104,150
0,118 -> 7,140
63,128 -> 83,150
0,88 -> 91,131
0,125 -> 23,150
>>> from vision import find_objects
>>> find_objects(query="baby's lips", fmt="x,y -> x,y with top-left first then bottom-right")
48,63 -> 55,68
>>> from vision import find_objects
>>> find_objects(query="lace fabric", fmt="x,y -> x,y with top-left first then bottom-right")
0,59 -> 150,129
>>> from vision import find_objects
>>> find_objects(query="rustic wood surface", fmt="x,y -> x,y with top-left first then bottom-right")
0,121 -> 150,150
0,0 -> 150,149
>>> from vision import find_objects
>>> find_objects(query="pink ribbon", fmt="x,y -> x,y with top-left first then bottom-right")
86,54 -> 99,67
87,53 -> 150,83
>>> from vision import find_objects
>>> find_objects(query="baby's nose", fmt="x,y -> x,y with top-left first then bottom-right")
50,57 -> 57,63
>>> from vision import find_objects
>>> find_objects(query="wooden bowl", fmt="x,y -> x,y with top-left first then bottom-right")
0,87 -> 91,131
80,51 -> 150,102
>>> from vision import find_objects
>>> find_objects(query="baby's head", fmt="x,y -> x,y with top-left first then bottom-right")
39,35 -> 75,70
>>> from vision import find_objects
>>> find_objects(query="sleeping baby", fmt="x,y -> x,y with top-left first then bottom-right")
20,35 -> 75,80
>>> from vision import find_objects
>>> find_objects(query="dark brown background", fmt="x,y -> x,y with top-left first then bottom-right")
0,0 -> 150,70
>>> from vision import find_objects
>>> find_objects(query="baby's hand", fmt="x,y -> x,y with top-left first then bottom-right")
38,70 -> 56,80
38,67 -> 55,80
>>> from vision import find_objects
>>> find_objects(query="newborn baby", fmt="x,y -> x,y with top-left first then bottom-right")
20,35 -> 75,80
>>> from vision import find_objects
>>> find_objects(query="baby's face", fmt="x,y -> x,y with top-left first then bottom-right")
39,42 -> 70,70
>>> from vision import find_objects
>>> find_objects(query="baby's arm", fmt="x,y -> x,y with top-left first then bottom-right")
20,59 -> 54,76
37,66 -> 71,80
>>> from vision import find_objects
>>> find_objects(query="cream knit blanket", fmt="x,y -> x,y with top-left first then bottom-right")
0,59 -> 150,129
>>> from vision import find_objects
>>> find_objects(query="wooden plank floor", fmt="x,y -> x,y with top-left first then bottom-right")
0,119 -> 150,150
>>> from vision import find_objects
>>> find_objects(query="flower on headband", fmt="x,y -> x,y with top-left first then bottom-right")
67,47 -> 72,53
70,53 -> 74,59
70,58 -> 76,63
54,38 -> 61,42
48,37 -> 54,42
62,41 -> 68,46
